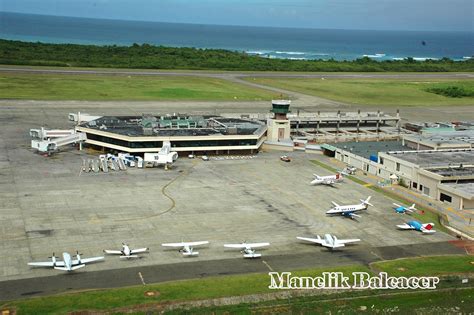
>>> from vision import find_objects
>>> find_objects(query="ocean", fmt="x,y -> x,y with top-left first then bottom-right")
0,12 -> 472,61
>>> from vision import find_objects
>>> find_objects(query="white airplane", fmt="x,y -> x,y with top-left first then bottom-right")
326,196 -> 373,219
397,220 -> 436,234
103,243 -> 149,258
297,234 -> 360,249
310,173 -> 343,186
224,242 -> 270,258
393,203 -> 416,214
161,241 -> 209,256
28,251 -> 104,272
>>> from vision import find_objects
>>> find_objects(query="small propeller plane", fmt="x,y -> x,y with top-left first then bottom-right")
393,203 -> 416,214
28,251 -> 104,272
326,196 -> 373,219
297,234 -> 360,249
224,242 -> 270,258
103,243 -> 149,259
397,220 -> 436,234
161,241 -> 209,256
310,173 -> 343,186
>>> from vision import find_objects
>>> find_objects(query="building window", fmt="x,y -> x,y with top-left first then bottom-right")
379,157 -> 384,165
423,186 -> 430,196
412,182 -> 418,189
440,193 -> 452,203
419,184 -> 423,191
396,162 -> 400,172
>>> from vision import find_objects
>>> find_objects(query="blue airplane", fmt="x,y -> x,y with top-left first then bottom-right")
392,203 -> 416,214
397,220 -> 436,234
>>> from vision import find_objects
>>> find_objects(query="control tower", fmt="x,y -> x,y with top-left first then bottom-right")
267,100 -> 291,142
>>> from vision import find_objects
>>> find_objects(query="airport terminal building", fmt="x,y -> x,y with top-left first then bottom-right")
76,114 -> 267,155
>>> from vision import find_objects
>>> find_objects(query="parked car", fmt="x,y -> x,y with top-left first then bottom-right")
201,155 -> 209,161
280,155 -> 291,162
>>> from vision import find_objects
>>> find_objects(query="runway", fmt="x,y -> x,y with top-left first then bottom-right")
0,66 -> 473,79
0,241 -> 465,301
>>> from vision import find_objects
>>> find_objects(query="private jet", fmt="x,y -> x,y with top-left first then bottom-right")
103,243 -> 149,258
28,251 -> 104,272
393,203 -> 416,214
224,242 -> 270,258
310,173 -> 343,186
161,241 -> 209,256
326,196 -> 373,219
297,234 -> 360,249
397,220 -> 436,234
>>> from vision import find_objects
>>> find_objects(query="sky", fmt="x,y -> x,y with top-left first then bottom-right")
1,0 -> 473,32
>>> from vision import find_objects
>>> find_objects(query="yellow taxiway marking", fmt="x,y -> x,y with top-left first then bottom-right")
262,260 -> 274,272
138,272 -> 146,285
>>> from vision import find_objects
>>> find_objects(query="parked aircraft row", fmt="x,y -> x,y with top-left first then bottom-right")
27,234 -> 367,273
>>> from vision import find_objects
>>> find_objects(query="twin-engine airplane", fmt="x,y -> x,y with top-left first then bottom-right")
224,242 -> 270,258
104,243 -> 149,258
161,241 -> 209,256
310,173 -> 343,186
393,203 -> 416,214
397,220 -> 436,234
28,251 -> 104,272
326,196 -> 373,219
297,234 -> 360,249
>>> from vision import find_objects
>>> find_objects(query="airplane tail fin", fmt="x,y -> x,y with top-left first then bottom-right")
360,196 -> 373,207
409,204 -> 417,211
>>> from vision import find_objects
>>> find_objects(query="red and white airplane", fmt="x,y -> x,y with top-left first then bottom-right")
310,173 -> 343,186
397,220 -> 436,234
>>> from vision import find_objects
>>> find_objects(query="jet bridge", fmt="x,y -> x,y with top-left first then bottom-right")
31,132 -> 87,153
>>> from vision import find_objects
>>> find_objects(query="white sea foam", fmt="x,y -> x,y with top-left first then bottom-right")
274,51 -> 306,55
413,57 -> 438,61
363,53 -> 386,58
246,50 -> 267,55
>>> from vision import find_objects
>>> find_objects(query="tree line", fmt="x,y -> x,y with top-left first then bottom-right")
0,39 -> 473,72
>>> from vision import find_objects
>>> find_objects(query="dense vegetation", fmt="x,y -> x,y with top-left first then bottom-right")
1,39 -> 473,72
426,85 -> 474,98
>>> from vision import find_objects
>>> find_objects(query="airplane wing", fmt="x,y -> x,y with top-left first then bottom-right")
393,203 -> 402,208
162,241 -> 207,247
297,237 -> 324,245
224,243 -> 269,248
28,261 -> 65,267
103,250 -> 122,255
349,213 -> 361,218
396,223 -> 414,230
73,256 -> 104,265
421,223 -> 436,233
130,247 -> 149,254
246,242 -> 270,248
224,244 -> 246,249
324,180 -> 335,185
55,264 -> 85,271
331,201 -> 340,207
335,238 -> 361,245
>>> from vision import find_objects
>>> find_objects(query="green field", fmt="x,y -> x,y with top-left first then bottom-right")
372,255 -> 474,277
2,255 -> 473,314
246,77 -> 474,106
0,73 -> 279,101
177,288 -> 474,314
